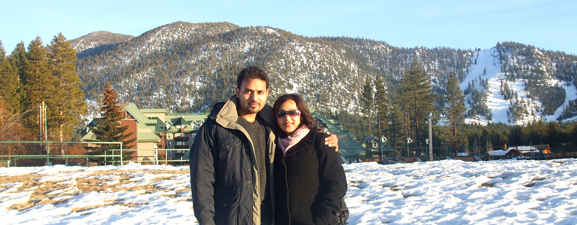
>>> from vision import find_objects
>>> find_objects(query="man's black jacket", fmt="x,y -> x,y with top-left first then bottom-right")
189,96 -> 276,225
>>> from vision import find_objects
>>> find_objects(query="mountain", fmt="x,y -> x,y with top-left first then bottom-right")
71,21 -> 577,125
69,31 -> 134,54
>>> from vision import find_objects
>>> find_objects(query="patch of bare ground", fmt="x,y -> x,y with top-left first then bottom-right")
67,199 -> 149,215
4,170 -> 190,211
118,170 -> 189,175
175,198 -> 192,203
151,175 -> 175,181
161,188 -> 190,198
480,182 -> 496,187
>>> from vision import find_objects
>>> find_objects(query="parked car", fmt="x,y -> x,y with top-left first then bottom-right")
529,152 -> 548,160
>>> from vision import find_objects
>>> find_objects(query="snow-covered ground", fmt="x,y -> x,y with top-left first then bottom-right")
1,159 -> 577,224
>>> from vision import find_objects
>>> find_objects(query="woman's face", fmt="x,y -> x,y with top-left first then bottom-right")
276,99 -> 301,135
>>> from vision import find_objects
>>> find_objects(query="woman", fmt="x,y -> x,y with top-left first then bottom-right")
272,94 -> 347,225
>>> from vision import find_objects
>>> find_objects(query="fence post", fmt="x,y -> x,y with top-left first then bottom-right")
120,142 -> 123,165
428,117 -> 433,161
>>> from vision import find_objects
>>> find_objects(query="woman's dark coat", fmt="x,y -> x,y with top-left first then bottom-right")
274,130 -> 347,225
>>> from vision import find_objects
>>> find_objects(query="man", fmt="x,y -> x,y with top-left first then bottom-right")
190,66 -> 338,225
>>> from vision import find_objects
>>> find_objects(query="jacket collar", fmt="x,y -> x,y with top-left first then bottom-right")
283,130 -> 315,157
215,96 -> 275,129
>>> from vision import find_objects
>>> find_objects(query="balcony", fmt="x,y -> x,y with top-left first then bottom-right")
174,136 -> 189,142
175,144 -> 190,149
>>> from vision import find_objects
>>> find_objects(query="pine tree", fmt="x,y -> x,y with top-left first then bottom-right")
374,74 -> 388,157
8,42 -> 27,112
400,61 -> 435,155
0,41 -> 21,112
388,96 -> 404,150
90,84 -> 135,164
48,33 -> 88,153
21,37 -> 54,137
443,72 -> 467,152
360,75 -> 373,156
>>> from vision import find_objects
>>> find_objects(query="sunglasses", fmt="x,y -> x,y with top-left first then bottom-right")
276,110 -> 301,119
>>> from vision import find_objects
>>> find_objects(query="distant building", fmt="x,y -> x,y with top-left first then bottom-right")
312,111 -> 365,162
359,134 -> 394,157
487,149 -> 522,160
81,103 -> 209,164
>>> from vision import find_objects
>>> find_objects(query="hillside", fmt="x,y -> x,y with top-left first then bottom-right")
72,21 -> 577,124
69,31 -> 134,54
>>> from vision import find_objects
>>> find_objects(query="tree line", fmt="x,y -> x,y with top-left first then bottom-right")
0,33 -> 87,141
327,61 -> 577,157
1,35 -> 136,165
356,61 -> 466,157
0,35 -> 135,165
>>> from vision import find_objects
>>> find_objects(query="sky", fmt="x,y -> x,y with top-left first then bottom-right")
1,0 -> 576,55
1,159 -> 577,224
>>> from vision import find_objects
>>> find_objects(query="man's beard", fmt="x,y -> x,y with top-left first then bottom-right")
245,101 -> 261,113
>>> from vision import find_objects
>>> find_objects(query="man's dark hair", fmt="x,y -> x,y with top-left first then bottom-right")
237,66 -> 269,89
273,94 -> 317,137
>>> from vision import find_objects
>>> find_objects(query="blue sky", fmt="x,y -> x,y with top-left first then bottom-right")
2,0 -> 576,55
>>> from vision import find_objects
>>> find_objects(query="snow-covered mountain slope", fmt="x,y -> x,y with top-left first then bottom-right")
463,46 -> 577,125
69,31 -> 134,53
71,22 -> 577,125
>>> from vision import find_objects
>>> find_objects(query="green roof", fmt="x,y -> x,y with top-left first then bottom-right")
81,130 -> 97,141
140,109 -> 168,114
312,111 -> 365,157
138,132 -> 161,142
125,103 -> 156,124
148,117 -> 167,133
83,103 -> 209,144
173,117 -> 188,126
165,113 -> 208,133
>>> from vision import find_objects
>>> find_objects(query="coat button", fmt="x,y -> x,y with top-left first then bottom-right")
247,180 -> 251,184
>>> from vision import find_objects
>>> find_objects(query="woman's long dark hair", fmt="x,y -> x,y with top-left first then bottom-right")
273,94 -> 317,137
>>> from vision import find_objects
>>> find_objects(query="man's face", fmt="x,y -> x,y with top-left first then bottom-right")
235,78 -> 269,117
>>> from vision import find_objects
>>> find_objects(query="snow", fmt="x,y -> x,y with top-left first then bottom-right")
488,150 -> 510,156
265,28 -> 279,36
462,48 -> 577,125
462,49 -> 509,125
545,83 -> 577,122
2,160 -> 577,224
